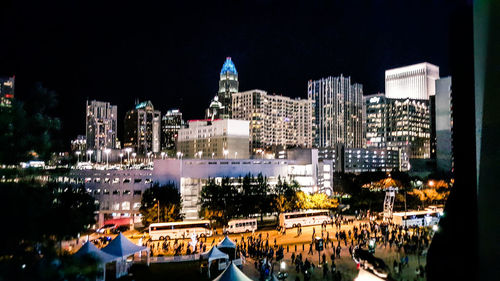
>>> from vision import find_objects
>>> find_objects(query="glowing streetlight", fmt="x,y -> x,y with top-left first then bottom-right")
119,153 -> 124,165
147,152 -> 152,164
75,151 -> 81,163
132,152 -> 137,164
212,152 -> 214,159
428,180 -> 435,187
104,148 -> 111,167
176,151 -> 182,159
86,150 -> 93,163
125,148 -> 132,163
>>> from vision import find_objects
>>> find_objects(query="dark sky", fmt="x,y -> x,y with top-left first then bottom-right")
0,0 -> 454,147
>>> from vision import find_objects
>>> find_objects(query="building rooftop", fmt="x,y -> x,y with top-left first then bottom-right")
220,57 -> 238,75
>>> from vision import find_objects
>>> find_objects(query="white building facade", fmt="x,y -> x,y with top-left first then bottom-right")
385,62 -> 440,100
177,119 -> 250,159
232,89 -> 313,153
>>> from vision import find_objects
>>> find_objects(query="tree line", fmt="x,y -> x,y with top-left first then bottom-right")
198,173 -> 338,225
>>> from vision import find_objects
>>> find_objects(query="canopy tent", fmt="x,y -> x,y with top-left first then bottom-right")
202,246 -> 229,263
201,246 -> 230,278
74,241 -> 119,263
101,233 -> 150,279
74,241 -> 120,281
217,236 -> 236,249
102,233 -> 149,257
213,263 -> 253,281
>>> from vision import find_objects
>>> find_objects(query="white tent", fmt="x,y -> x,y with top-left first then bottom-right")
74,241 -> 119,263
217,236 -> 236,249
213,263 -> 253,281
74,241 -> 120,281
202,246 -> 229,263
201,246 -> 229,278
101,233 -> 150,278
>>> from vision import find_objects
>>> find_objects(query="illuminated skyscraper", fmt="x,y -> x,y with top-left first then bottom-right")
385,62 -> 440,100
232,89 -> 313,152
161,109 -> 185,152
123,101 -> 161,154
0,76 -> 15,108
217,57 -> 239,118
308,75 -> 364,149
86,100 -> 118,151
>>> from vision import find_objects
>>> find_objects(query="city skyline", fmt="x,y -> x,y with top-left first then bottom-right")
0,1 -> 453,145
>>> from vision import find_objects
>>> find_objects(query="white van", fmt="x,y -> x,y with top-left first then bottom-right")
225,218 -> 258,234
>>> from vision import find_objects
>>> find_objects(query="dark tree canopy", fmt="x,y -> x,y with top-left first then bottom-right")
140,182 -> 183,227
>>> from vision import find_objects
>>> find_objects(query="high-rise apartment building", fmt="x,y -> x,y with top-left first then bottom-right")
365,95 -> 431,159
86,100 -> 118,151
232,90 -> 313,152
217,57 -> 239,118
177,119 -> 250,159
308,75 -> 364,149
385,62 -> 440,100
161,109 -> 184,152
434,76 -> 453,173
0,76 -> 15,108
123,101 -> 161,154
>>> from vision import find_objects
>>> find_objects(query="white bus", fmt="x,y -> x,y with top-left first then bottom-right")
279,210 -> 331,229
149,220 -> 212,240
392,210 -> 442,227
225,218 -> 258,234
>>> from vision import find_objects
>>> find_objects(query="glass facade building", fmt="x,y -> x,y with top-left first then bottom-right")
123,101 -> 161,154
161,109 -> 184,152
86,100 -> 118,151
308,75 -> 364,149
365,95 -> 431,159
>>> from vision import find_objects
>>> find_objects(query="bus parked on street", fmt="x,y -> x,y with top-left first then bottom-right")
149,220 -> 212,240
279,210 -> 331,229
224,218 -> 258,234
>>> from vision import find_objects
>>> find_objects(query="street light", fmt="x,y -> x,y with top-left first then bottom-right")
119,153 -> 123,166
212,152 -> 214,159
104,148 -> 111,167
87,150 -> 93,163
132,152 -> 137,164
147,152 -> 152,164
125,148 -> 132,164
75,151 -> 81,163
153,198 -> 160,223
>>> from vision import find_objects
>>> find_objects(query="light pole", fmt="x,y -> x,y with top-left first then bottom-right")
132,152 -> 137,164
125,148 -> 132,164
147,152 -> 152,164
119,153 -> 123,166
75,151 -> 81,163
87,150 -> 93,163
154,198 -> 160,223
104,148 -> 111,167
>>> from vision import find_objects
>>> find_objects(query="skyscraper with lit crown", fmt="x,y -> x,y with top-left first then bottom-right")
217,57 -> 239,118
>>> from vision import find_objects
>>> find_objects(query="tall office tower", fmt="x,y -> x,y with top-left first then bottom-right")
123,101 -> 161,154
308,75 -> 364,149
365,95 -> 431,159
217,57 -> 239,118
161,109 -> 184,152
232,89 -> 313,153
385,62 -> 440,100
0,76 -> 15,108
86,100 -> 118,151
434,76 -> 453,173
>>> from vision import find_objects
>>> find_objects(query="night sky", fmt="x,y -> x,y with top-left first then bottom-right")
0,0 -> 455,147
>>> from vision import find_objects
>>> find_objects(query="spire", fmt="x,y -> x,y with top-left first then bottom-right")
220,57 -> 238,75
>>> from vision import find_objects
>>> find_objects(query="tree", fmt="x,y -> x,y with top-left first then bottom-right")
272,177 -> 299,216
140,182 -> 183,227
0,83 -> 61,164
0,181 -> 98,281
296,192 -> 338,210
